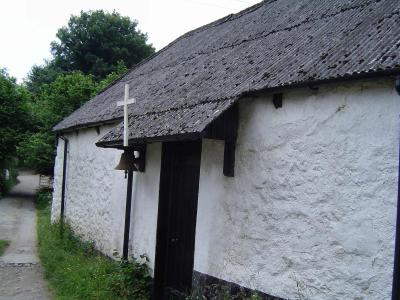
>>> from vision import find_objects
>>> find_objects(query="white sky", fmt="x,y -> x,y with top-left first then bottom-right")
0,0 -> 260,82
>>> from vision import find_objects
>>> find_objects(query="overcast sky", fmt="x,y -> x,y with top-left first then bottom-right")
0,0 -> 260,82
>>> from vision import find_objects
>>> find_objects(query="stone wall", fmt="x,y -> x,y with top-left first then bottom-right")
52,124 -> 126,256
52,77 -> 399,299
194,78 -> 399,300
51,125 -> 160,268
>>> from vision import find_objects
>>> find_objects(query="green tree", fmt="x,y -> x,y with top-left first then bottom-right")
17,132 -> 55,175
18,66 -> 128,175
92,61 -> 128,95
25,61 -> 63,94
0,70 -> 30,162
18,72 -> 97,174
51,10 -> 154,80
0,69 -> 32,194
19,9 -> 150,175
34,72 -> 97,129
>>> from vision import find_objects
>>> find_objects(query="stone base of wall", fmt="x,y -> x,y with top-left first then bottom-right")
192,271 -> 284,299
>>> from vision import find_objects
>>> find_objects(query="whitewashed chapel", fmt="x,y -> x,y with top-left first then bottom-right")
51,0 -> 400,299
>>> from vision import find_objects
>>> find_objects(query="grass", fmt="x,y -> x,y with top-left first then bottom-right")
36,188 -> 151,300
0,239 -> 10,256
36,189 -> 261,300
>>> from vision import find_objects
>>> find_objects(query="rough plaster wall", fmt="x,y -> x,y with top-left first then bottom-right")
130,143 -> 161,270
52,139 -> 64,222
195,78 -> 399,300
51,126 -> 161,262
52,125 -> 126,256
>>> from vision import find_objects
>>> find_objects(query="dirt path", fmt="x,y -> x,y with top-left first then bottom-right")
0,171 -> 51,300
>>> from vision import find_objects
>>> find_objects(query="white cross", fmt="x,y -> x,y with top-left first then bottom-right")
117,84 -> 136,147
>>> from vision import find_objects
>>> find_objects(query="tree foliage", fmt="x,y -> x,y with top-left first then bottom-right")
92,61 -> 128,95
18,65 -> 128,175
25,61 -> 63,94
18,72 -> 98,174
18,132 -> 55,175
34,72 -> 97,130
0,70 -> 32,194
0,70 -> 30,163
51,10 -> 154,80
12,10 -> 153,176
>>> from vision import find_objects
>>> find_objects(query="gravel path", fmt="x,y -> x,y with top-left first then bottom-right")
0,171 -> 51,300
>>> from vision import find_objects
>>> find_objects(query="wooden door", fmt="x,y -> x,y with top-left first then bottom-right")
153,140 -> 202,299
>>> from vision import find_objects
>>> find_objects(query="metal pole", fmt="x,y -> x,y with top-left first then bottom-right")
60,137 -> 68,234
392,166 -> 400,300
392,78 -> 400,300
392,130 -> 400,300
122,169 -> 134,260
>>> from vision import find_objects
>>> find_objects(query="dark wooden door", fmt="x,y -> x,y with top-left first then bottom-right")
153,140 -> 202,299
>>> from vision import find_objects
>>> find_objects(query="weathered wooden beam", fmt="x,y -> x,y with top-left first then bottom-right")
223,140 -> 236,177
133,144 -> 146,172
272,93 -> 283,109
204,103 -> 239,177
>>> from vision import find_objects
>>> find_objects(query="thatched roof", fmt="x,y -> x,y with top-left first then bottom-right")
53,0 -> 400,146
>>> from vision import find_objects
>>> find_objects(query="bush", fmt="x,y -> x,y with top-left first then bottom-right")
18,132 -> 55,175
186,284 -> 263,300
36,187 -> 53,209
0,240 -> 10,256
108,253 -> 152,299
0,160 -> 18,197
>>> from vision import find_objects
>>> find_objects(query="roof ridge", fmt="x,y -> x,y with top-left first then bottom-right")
172,0 -> 273,40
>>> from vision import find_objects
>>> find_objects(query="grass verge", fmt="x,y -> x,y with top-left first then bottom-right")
36,188 -> 151,300
0,239 -> 10,256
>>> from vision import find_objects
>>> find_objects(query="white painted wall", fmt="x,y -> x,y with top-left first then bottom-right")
195,78 -> 399,300
52,77 -> 399,300
130,143 -> 161,270
51,126 -> 161,268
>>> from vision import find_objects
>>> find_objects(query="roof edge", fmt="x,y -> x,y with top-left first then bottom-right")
243,68 -> 400,99
95,131 -> 205,148
54,68 -> 400,134
52,118 -> 121,133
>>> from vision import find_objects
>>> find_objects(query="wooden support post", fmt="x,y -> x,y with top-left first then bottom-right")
122,170 -> 134,260
135,144 -> 147,172
204,103 -> 239,177
272,93 -> 283,109
223,140 -> 236,177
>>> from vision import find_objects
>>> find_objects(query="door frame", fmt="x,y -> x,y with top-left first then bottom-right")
153,140 -> 202,299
